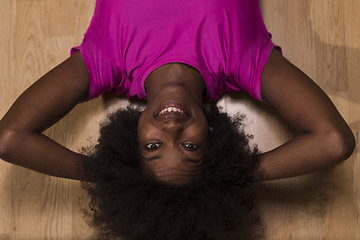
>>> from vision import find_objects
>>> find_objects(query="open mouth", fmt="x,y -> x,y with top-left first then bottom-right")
154,104 -> 189,118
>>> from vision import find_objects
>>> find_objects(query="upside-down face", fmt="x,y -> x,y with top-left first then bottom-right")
137,84 -> 209,184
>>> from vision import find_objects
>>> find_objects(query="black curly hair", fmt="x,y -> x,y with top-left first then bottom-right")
81,104 -> 264,240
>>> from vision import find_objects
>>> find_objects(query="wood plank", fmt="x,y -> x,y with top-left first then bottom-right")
0,0 -> 358,239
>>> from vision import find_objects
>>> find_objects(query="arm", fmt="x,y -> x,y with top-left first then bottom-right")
0,51 -> 90,180
257,49 -> 355,181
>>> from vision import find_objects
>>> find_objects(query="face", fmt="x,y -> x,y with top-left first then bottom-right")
137,87 -> 209,184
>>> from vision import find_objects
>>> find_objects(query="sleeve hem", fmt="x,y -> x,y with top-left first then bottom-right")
70,42 -> 101,101
256,41 -> 282,102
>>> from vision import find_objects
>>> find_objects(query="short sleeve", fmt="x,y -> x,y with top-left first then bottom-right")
232,37 -> 281,102
224,0 -> 282,102
71,41 -> 123,100
70,0 -> 127,101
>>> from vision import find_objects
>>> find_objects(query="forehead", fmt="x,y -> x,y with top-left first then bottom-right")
142,157 -> 203,184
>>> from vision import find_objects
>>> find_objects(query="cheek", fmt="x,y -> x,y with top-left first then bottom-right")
194,121 -> 209,138
137,112 -> 154,140
196,112 -> 208,129
137,112 -> 147,131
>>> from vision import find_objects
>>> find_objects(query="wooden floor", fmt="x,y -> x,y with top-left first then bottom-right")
0,0 -> 359,239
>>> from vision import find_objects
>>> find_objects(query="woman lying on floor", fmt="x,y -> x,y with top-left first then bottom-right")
0,0 -> 355,239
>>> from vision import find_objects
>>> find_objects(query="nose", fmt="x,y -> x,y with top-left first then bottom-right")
161,118 -> 184,134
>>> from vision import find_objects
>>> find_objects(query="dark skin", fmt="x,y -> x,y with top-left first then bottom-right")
0,49 -> 356,182
259,49 -> 355,180
138,62 -> 208,184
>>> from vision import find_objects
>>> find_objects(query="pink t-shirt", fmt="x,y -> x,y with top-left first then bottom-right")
71,0 -> 280,101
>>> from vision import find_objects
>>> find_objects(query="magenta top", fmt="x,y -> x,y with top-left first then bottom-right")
71,0 -> 280,101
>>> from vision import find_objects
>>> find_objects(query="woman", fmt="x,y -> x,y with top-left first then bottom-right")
0,0 -> 355,239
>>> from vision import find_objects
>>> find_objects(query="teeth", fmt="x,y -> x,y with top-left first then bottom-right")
158,107 -> 185,116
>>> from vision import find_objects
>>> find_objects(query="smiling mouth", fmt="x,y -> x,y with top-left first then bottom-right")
155,105 -> 189,118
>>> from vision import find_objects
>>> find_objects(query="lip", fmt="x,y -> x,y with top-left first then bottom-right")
154,103 -> 190,118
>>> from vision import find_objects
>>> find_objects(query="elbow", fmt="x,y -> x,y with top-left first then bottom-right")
0,130 -> 7,158
0,128 -> 17,159
326,128 -> 356,164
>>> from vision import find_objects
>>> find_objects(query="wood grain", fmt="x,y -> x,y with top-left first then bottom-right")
0,0 -> 358,239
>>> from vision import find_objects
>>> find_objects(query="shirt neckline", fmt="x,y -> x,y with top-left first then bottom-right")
136,55 -> 213,99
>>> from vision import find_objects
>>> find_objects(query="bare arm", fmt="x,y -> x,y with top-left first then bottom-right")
257,49 -> 355,181
0,51 -> 90,180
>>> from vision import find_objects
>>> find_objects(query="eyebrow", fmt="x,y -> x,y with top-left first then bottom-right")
142,155 -> 201,163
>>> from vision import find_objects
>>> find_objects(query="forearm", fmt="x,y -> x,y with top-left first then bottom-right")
256,129 -> 355,181
0,52 -> 89,180
0,129 -> 85,180
257,49 -> 355,182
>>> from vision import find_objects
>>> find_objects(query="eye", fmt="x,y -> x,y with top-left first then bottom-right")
145,143 -> 161,151
182,143 -> 199,151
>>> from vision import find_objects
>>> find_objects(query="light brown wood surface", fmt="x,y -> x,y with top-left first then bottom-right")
0,0 -> 358,239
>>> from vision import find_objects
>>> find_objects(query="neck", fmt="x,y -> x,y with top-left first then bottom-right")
145,63 -> 205,106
